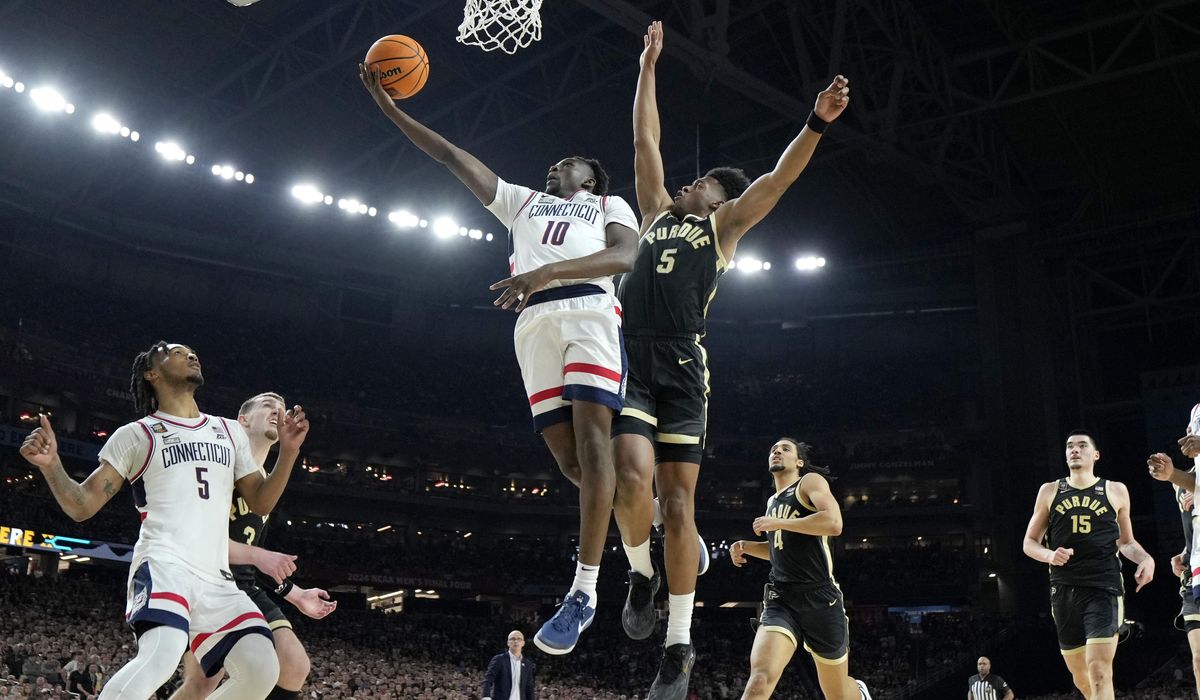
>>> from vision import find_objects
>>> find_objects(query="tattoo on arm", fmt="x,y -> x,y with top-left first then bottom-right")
102,478 -> 117,499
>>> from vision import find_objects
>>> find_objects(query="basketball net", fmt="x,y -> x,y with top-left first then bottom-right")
457,0 -> 543,54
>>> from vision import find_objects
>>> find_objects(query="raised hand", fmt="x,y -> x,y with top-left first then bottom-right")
19,414 -> 59,471
641,20 -> 663,69
1180,434 -> 1200,459
291,587 -> 338,620
1172,552 -> 1186,578
253,548 -> 298,584
359,63 -> 394,109
278,405 -> 310,453
814,75 -> 850,123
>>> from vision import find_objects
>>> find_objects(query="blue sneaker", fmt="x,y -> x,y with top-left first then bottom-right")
653,498 -> 711,576
533,590 -> 596,655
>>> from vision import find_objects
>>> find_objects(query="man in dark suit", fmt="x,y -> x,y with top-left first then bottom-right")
483,630 -> 536,700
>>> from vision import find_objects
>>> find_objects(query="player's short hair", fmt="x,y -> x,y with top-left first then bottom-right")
239,392 -> 285,417
706,167 -> 751,201
130,340 -> 170,416
574,156 -> 610,196
777,436 -> 832,476
1066,429 -> 1099,450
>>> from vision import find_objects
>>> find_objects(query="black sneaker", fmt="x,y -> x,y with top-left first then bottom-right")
646,643 -> 695,700
621,568 -> 661,640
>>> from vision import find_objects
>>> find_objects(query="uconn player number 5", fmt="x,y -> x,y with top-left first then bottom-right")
541,221 -> 570,245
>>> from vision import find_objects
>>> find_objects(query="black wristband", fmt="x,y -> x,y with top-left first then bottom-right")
274,578 -> 295,597
806,111 -> 829,134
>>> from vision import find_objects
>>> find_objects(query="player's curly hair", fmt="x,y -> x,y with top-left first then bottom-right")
706,167 -> 752,201
778,436 -> 833,477
575,156 -> 610,196
130,341 -> 169,416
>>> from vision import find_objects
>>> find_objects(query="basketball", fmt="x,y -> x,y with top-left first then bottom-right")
365,35 -> 429,100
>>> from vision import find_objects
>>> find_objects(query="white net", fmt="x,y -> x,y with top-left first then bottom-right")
457,0 -> 544,54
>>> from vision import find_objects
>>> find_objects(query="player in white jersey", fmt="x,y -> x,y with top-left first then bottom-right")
361,65 -> 639,654
19,341 -> 310,699
1148,402 -> 1200,697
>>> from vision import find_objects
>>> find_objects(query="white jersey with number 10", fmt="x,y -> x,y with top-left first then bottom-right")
486,179 -> 639,295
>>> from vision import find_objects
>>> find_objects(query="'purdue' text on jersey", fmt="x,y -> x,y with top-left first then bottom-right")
618,211 -> 727,337
765,474 -> 836,587
1047,478 -> 1123,594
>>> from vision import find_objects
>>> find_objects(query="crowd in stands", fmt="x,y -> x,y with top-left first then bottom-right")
0,571 -> 1007,699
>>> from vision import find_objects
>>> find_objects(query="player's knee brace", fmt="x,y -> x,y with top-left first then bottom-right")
210,633 -> 280,698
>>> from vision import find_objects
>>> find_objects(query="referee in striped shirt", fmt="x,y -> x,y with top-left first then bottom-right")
968,657 -> 1013,700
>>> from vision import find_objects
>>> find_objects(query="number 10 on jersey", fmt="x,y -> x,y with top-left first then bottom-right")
541,221 -> 570,246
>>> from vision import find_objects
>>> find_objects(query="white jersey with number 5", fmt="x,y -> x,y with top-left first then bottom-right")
98,411 -> 259,584
486,179 -> 639,295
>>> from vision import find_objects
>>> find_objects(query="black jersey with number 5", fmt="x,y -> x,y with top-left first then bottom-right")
617,211 -> 727,337
1047,478 -> 1123,594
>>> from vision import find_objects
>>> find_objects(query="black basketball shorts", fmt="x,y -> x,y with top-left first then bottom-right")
612,334 -> 708,463
1050,583 -> 1122,653
758,581 -> 849,665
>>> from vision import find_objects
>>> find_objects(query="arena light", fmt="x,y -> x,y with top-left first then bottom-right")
367,206 -> 377,217
30,86 -> 68,112
736,257 -> 764,273
458,226 -> 469,237
388,210 -> 419,228
419,219 -> 428,228
119,126 -> 130,138
432,216 -> 458,238
211,165 -> 222,176
0,69 -> 12,89
130,131 -> 140,142
485,233 -> 494,242
357,203 -> 369,215
154,141 -> 187,162
14,82 -> 25,93
290,184 -> 324,205
795,255 -> 827,271
323,195 -> 333,205
92,112 -> 122,135
243,173 -> 253,183
220,165 -> 235,180
185,154 -> 195,165
234,171 -> 244,181
469,228 -> 483,240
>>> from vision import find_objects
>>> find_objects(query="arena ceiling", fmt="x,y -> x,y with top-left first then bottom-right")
0,0 -> 1197,273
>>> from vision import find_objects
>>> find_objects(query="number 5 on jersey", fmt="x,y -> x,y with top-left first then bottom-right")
656,248 -> 677,274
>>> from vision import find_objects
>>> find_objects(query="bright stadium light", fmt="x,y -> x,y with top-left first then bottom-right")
432,216 -> 458,238
119,126 -> 130,137
154,141 -> 187,162
763,262 -> 772,271
92,113 -> 122,135
323,195 -> 333,205
469,228 -> 483,240
737,257 -> 764,273
14,82 -> 25,93
185,154 -> 195,165
243,173 -> 253,184
794,255 -> 827,271
357,203 -> 368,215
458,226 -> 469,237
234,171 -> 244,181
485,233 -> 494,242
367,207 -> 377,217
290,184 -> 324,205
30,87 -> 68,112
64,103 -> 75,114
130,131 -> 140,142
211,165 -> 222,176
419,219 -> 428,228
220,165 -> 234,179
388,210 -> 419,228
0,70 -> 12,89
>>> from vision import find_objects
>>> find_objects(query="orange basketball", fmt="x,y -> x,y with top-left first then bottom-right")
365,35 -> 429,100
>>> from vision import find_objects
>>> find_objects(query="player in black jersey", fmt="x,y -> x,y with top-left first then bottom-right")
614,21 -> 851,700
1023,430 -> 1153,700
1147,401 -> 1200,698
728,439 -> 870,700
172,393 -> 336,700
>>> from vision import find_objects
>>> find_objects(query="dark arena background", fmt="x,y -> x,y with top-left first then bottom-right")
3,1 -> 1200,698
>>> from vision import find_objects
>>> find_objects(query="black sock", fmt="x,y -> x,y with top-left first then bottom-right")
266,687 -> 300,700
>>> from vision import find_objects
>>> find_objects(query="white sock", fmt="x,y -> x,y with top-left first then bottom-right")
665,592 -> 694,646
623,538 -> 654,578
570,562 -> 599,604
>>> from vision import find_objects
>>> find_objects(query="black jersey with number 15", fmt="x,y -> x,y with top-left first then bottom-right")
1047,478 -> 1123,594
617,211 -> 727,337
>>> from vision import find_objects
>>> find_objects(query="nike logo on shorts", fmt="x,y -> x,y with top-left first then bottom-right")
678,358 -> 693,365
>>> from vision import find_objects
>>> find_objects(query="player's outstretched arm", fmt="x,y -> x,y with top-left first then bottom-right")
236,405 -> 309,515
632,20 -> 673,221
359,63 -> 499,205
1112,481 -> 1154,591
490,222 -> 639,311
752,474 -> 843,537
714,76 -> 850,257
20,414 -> 122,522
284,586 -> 338,619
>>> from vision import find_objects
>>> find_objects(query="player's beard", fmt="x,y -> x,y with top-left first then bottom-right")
186,371 -> 205,387
768,463 -> 786,473
264,428 -> 279,441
